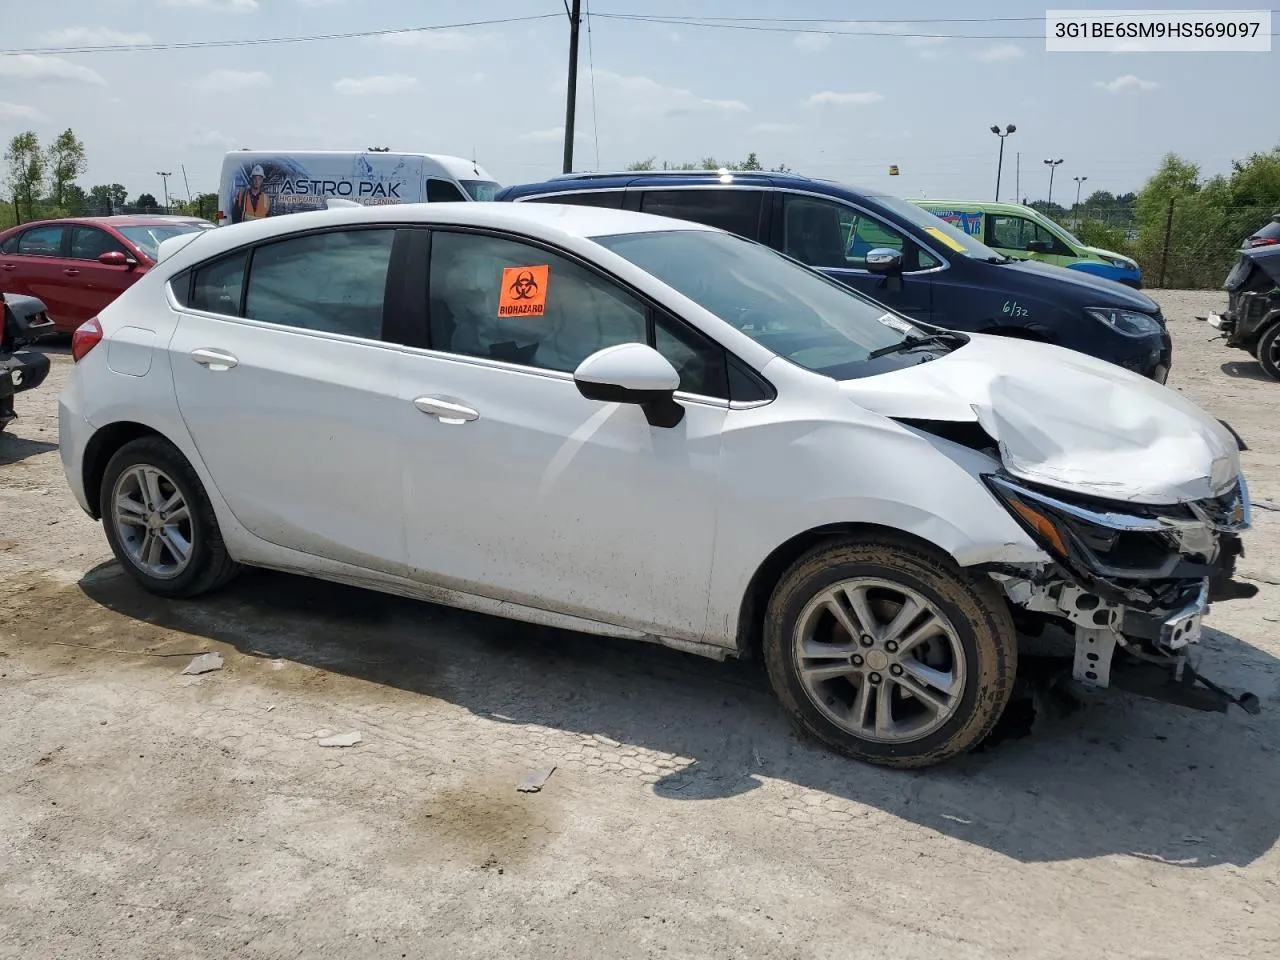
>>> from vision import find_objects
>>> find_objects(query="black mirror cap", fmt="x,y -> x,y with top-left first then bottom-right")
574,378 -> 684,428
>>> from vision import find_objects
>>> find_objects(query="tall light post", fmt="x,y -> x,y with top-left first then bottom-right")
990,123 -> 1016,201
1072,175 -> 1088,226
156,171 -> 172,214
1043,158 -> 1063,207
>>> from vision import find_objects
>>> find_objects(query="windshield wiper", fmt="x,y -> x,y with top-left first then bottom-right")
867,332 -> 963,360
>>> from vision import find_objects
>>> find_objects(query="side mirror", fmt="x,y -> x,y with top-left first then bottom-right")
98,251 -> 136,267
1026,239 -> 1052,254
573,342 -> 684,428
865,247 -> 903,275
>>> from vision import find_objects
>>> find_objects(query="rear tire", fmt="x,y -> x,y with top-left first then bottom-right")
1256,322 -> 1280,382
99,436 -> 240,598
762,535 -> 1017,769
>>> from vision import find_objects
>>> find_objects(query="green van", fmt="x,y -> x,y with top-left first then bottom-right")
911,199 -> 1142,288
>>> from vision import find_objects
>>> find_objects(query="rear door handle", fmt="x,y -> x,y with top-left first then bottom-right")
414,396 -> 479,424
1,263 -> 14,270
190,347 -> 239,371
62,268 -> 80,276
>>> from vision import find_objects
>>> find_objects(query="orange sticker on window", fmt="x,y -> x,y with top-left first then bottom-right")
498,265 -> 549,317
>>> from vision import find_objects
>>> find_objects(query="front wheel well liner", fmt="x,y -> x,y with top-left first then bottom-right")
734,523 -> 967,661
82,421 -> 166,519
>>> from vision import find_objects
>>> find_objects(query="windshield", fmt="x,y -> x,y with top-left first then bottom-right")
594,229 -> 933,379
881,194 -> 1008,261
460,179 -> 501,201
118,224 -> 204,259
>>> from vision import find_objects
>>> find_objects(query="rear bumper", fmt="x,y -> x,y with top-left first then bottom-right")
58,381 -> 93,515
0,349 -> 51,394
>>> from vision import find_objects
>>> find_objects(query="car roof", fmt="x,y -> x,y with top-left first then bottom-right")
913,199 -> 1033,215
152,202 -> 721,269
496,169 -> 898,204
1,215 -> 188,230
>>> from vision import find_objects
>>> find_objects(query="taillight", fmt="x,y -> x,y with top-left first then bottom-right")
72,317 -> 103,362
1246,237 -> 1279,248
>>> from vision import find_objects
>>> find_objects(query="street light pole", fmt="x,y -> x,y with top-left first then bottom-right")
562,0 -> 583,174
1043,158 -> 1063,207
990,124 -> 1016,201
156,171 -> 172,214
1073,175 -> 1088,225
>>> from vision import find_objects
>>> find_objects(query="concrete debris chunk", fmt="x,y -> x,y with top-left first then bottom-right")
517,766 -> 556,793
317,731 -> 362,748
181,652 -> 224,676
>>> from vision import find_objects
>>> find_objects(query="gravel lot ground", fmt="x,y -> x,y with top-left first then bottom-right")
2,290 -> 1278,959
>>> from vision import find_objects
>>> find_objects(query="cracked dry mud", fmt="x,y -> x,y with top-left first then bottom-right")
2,290 -> 1278,959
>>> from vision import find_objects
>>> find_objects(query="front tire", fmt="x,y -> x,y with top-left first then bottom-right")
763,536 -> 1017,769
100,436 -> 240,598
1255,322 -> 1280,381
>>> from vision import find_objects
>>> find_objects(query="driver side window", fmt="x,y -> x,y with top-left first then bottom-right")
989,215 -> 1069,255
781,197 -> 937,271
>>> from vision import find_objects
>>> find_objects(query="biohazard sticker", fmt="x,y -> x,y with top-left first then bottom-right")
498,265 -> 549,317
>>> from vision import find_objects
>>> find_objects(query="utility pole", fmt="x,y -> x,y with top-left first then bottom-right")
1043,158 -> 1063,207
156,171 -> 172,213
562,0 -> 583,174
989,124 -> 1015,201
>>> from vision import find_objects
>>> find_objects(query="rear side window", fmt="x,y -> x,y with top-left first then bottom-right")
16,225 -> 65,257
427,178 -> 467,202
244,229 -> 396,340
639,189 -> 764,240
189,252 -> 248,315
525,190 -> 625,209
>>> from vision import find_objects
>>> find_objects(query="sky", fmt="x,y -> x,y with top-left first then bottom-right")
2,0 -> 1276,206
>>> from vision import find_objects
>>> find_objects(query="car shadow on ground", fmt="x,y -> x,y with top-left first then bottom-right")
1221,360 -> 1275,382
0,434 -> 58,464
78,562 -> 1280,869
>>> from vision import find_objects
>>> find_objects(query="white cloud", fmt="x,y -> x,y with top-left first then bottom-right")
186,124 -> 235,148
750,122 -> 799,134
0,54 -> 106,85
0,102 -> 45,122
195,68 -> 269,91
377,29 -> 479,51
41,27 -> 152,46
585,70 -> 749,117
1095,74 -> 1159,94
975,44 -> 1025,62
794,33 -> 831,51
519,126 -> 567,143
160,0 -> 258,9
333,74 -> 420,95
806,90 -> 885,107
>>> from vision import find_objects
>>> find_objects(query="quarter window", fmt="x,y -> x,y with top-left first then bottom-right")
16,225 -> 65,257
639,189 -> 764,239
189,252 -> 248,315
244,229 -> 396,339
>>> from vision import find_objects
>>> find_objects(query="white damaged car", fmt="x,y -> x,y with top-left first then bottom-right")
57,202 -> 1257,767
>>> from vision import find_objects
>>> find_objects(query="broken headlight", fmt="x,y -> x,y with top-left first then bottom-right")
1085,306 -> 1162,337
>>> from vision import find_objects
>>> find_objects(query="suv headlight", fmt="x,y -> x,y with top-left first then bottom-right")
1085,307 -> 1162,337
1103,255 -> 1135,269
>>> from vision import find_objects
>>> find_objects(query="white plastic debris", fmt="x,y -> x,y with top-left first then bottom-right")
517,766 -> 556,793
181,652 -> 224,676
317,731 -> 362,748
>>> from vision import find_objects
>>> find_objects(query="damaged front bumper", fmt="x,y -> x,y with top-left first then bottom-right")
984,472 -> 1261,715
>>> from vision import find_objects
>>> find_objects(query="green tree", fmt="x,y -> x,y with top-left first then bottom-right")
4,131 -> 45,223
88,183 -> 129,215
45,128 -> 88,208
135,192 -> 158,211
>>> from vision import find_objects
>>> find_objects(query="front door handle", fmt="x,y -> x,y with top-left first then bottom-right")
62,268 -> 80,276
1,263 -> 15,270
414,396 -> 479,424
190,347 -> 239,371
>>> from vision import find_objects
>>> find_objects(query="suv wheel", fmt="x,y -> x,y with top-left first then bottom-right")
763,535 -> 1017,768
100,436 -> 240,598
1255,322 -> 1280,381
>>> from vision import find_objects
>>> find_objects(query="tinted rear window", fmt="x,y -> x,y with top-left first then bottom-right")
639,189 -> 764,240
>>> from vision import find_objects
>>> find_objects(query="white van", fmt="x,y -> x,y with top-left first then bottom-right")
217,150 -> 500,225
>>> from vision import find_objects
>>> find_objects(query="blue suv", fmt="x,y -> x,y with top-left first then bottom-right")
495,171 -> 1173,382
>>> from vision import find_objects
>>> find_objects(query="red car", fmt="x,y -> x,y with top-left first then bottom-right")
0,216 -> 212,334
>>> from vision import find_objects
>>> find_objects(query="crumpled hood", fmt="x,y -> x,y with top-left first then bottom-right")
840,334 -> 1241,505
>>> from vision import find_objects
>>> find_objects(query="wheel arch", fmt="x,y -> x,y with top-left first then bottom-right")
82,421 -> 167,519
733,522 -> 969,662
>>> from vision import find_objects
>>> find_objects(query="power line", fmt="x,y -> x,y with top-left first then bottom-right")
585,0 -> 601,172
0,14 -> 561,56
